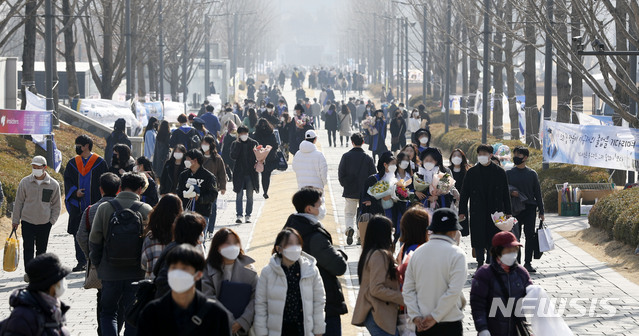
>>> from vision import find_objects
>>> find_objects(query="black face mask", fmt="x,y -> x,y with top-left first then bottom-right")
75,145 -> 83,155
513,157 -> 525,165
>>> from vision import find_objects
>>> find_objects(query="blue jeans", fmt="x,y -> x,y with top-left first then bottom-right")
206,202 -> 217,233
100,279 -> 138,336
236,175 -> 254,217
365,312 -> 397,336
325,315 -> 342,336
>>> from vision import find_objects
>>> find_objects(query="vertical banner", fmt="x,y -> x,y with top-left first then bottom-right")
0,109 -> 52,135
542,120 -> 639,171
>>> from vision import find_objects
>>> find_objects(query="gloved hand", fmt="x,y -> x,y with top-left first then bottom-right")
478,330 -> 491,336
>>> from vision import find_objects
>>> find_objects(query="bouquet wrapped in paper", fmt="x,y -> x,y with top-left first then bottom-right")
412,173 -> 429,192
295,114 -> 313,129
430,172 -> 456,196
253,145 -> 273,173
367,180 -> 395,209
395,179 -> 412,202
491,211 -> 518,232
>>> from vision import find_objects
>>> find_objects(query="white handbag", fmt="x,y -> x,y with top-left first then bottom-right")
538,221 -> 555,252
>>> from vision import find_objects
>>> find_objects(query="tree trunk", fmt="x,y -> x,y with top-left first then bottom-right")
62,0 -> 79,101
20,0 -> 38,110
504,0 -> 518,139
137,57 -> 146,101
461,23 -> 469,129
468,23 -> 480,132
612,4 -> 629,186
570,2 -> 583,122
523,4 -> 540,148
556,2 -> 571,123
492,2 -> 504,139
101,1 -> 114,99
148,59 -> 158,99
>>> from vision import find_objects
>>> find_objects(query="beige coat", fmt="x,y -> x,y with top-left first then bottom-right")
352,250 -> 404,334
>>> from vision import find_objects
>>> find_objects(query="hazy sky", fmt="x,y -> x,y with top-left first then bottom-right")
275,0 -> 341,52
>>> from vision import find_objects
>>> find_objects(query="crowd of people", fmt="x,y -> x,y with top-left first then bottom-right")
2,74 -> 549,336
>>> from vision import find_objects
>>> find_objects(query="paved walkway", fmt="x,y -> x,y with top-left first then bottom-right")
2,83 -> 639,335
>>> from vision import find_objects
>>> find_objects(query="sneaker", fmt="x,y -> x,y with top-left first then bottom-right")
524,263 -> 537,273
207,231 -> 214,240
345,227 -> 355,246
72,263 -> 86,272
235,216 -> 243,224
263,194 -> 269,199
245,216 -> 251,223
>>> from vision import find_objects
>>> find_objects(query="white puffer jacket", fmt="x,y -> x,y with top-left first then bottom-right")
254,253 -> 326,336
292,140 -> 328,190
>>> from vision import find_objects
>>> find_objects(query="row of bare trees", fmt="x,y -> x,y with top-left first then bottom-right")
344,0 -> 639,145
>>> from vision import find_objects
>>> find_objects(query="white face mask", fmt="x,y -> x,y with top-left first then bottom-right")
399,161 -> 410,170
451,156 -> 463,165
500,252 -> 518,266
419,137 -> 429,145
387,164 -> 397,174
173,152 -> 184,160
201,144 -> 210,153
318,203 -> 327,220
184,160 -> 192,169
132,165 -> 140,173
282,245 -> 302,262
220,245 -> 241,260
268,108 -> 274,112
32,168 -> 44,178
477,155 -> 490,165
423,162 -> 436,171
54,277 -> 67,298
168,269 -> 196,293
240,134 -> 249,142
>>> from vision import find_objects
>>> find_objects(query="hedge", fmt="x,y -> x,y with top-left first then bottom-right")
588,187 -> 639,246
0,124 -> 105,217
428,124 -> 609,213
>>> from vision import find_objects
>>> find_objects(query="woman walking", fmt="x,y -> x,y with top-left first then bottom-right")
253,118 -> 279,199
141,194 -> 183,279
352,216 -> 404,336
201,135 -> 227,235
368,110 -> 388,163
159,145 -> 187,195
390,110 -> 406,153
324,104 -> 338,147
153,120 -> 171,177
338,105 -> 352,147
243,108 -> 259,134
144,117 -> 158,161
449,148 -> 471,235
135,156 -> 159,207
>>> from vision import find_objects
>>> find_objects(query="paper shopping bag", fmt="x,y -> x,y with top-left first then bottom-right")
3,228 -> 20,272
538,221 -> 555,252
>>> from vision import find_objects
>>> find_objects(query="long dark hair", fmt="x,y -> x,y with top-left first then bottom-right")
168,144 -> 187,165
113,144 -> 131,167
376,151 -> 395,176
144,117 -> 158,136
401,143 -> 419,166
136,156 -> 157,180
254,118 -> 273,138
448,148 -> 471,173
146,194 -> 183,245
341,104 -> 349,115
396,152 -> 413,176
357,215 -> 396,281
247,108 -> 258,128
157,120 -> 170,143
207,228 -> 245,271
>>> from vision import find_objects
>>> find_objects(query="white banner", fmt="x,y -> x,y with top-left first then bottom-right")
542,120 -> 639,171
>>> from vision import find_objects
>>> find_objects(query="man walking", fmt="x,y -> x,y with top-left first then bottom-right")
292,130 -> 328,191
459,144 -> 512,267
177,149 -> 218,220
12,156 -> 61,278
337,133 -> 376,245
230,126 -> 259,224
311,97 -> 322,128
64,135 -> 108,272
89,172 -> 153,336
200,105 -> 221,137
507,146 -> 544,273
403,208 -> 467,335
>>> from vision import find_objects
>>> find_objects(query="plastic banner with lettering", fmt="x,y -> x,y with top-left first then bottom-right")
0,109 -> 52,135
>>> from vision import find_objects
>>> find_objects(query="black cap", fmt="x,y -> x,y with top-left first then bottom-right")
427,208 -> 463,232
26,253 -> 71,292
294,104 -> 304,113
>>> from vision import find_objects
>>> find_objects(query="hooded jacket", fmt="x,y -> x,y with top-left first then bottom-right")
254,253 -> 326,336
3,289 -> 71,336
169,125 -> 200,150
283,214 -> 348,317
292,141 -> 328,190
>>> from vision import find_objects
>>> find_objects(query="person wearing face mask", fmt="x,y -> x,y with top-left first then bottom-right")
221,121 -> 238,180
368,109 -> 388,163
262,102 -> 280,128
89,172 -> 153,336
283,187 -> 348,335
135,156 -> 159,207
202,229 -> 258,335
64,135 -> 108,272
407,109 -> 422,138
459,144 -> 512,268
3,253 -> 72,336
159,145 -> 187,195
230,126 -> 260,224
412,128 -> 431,154
401,143 -> 420,171
12,156 -> 61,279
470,231 -> 532,336
105,118 -> 131,169
137,244 -> 231,336
416,148 -> 455,209
109,143 -> 135,176
361,152 -> 399,226
506,146 -> 544,273
200,136 -> 227,235
255,228 -> 326,336
176,149 -> 218,222
448,149 -> 471,236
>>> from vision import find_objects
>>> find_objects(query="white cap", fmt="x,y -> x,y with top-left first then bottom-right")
305,130 -> 317,140
31,156 -> 47,166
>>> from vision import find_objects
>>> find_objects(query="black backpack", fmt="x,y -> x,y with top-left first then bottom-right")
105,200 -> 144,267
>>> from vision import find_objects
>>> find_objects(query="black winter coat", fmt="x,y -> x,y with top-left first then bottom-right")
283,214 -> 348,317
137,290 -> 231,336
159,160 -> 186,195
252,131 -> 279,168
324,111 -> 338,131
471,262 -> 532,336
338,147 -> 376,199
459,163 -> 512,249
177,166 -> 218,217
152,139 -> 170,177
141,177 -> 159,207
105,131 -> 131,169
389,117 -> 407,151
3,289 -> 71,336
230,138 -> 259,193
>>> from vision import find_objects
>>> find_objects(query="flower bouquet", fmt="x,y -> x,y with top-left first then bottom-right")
491,211 -> 518,232
430,172 -> 456,196
295,114 -> 313,129
253,145 -> 273,173
395,179 -> 412,202
412,173 -> 429,192
367,180 -> 395,209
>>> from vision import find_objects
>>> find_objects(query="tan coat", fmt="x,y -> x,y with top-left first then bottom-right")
352,250 -> 404,334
